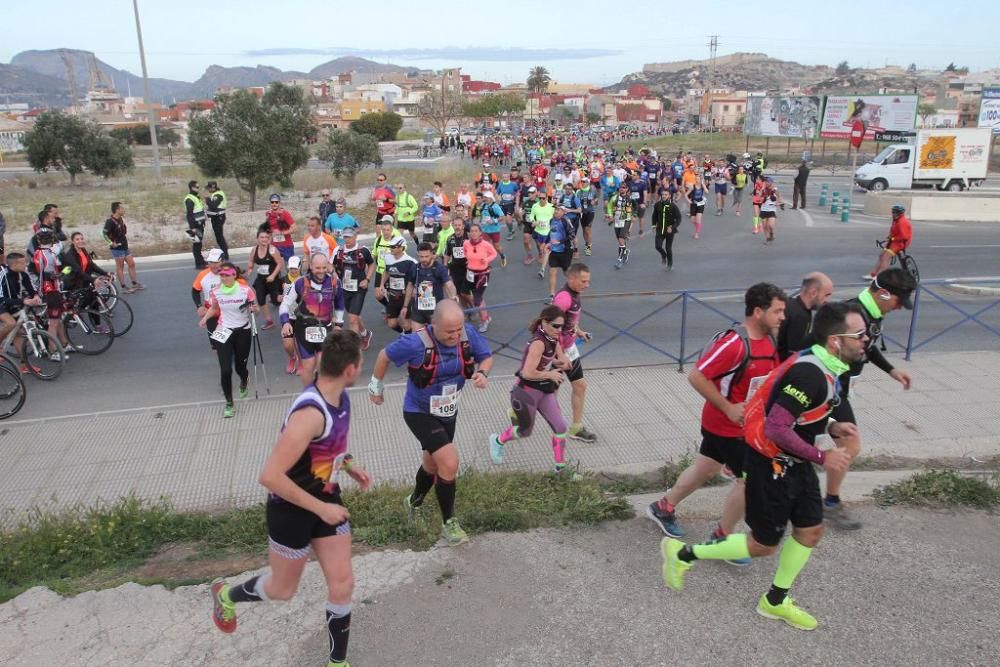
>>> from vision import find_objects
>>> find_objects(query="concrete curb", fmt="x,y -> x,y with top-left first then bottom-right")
943,277 -> 1000,297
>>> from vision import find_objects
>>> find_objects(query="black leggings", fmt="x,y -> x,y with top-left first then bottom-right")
655,232 -> 675,265
216,326 -> 252,403
210,217 -> 230,258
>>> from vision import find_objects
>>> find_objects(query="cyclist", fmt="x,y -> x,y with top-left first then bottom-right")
0,252 -> 43,367
368,300 -> 494,546
605,183 -> 633,269
489,304 -> 572,472
210,331 -> 372,667
280,253 -> 345,386
247,229 -> 284,330
330,227 -> 375,349
31,229 -> 70,357
866,204 -> 912,280
60,232 -> 110,325
197,262 -> 257,418
405,242 -> 458,332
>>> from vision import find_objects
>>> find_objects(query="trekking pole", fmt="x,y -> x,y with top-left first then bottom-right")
250,311 -> 260,399
258,324 -> 271,396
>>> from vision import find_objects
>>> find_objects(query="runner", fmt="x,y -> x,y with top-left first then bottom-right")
444,218 -> 469,299
474,192 -> 507,268
419,193 -> 443,246
247,229 -> 283,330
264,194 -> 297,262
604,183 -> 633,269
777,273 -> 834,360
489,304 -> 573,472
496,172 -> 519,241
368,300 -> 494,546
575,178 -> 597,256
684,172 -> 707,240
661,302 -> 861,632
865,204 -> 912,280
731,165 -> 748,217
330,228 -> 375,350
431,181 -> 451,213
323,198 -> 358,239
279,256 -> 303,374
626,171 -> 647,237
712,161 -> 730,216
193,248 -> 225,346
394,183 -> 418,239
528,192 -> 554,278
750,174 -> 766,235
405,242 -> 458,332
546,206 -> 576,302
517,184 -> 538,265
210,330 -> 372,667
197,262 -> 257,418
555,183 -> 582,248
646,283 -> 786,556
651,188 -> 682,271
462,222 -> 498,333
279,253 -> 345,385
302,216 -> 337,259
549,264 -> 597,442
372,216 -> 404,310
371,174 -> 395,224
376,237 -> 416,333
760,177 -> 784,244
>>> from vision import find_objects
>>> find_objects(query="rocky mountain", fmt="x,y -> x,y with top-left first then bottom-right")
3,50 -> 421,108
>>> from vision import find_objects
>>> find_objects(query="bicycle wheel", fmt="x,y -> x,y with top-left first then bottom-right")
900,254 -> 920,283
97,280 -> 119,311
101,296 -> 133,337
65,308 -> 115,355
0,364 -> 27,419
21,328 -> 66,381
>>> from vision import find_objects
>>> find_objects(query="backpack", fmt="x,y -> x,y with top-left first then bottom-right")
408,326 -> 476,389
706,325 -> 778,398
743,352 -> 839,459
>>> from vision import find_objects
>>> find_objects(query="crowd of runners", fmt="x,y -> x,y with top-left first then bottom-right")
192,137 -> 919,665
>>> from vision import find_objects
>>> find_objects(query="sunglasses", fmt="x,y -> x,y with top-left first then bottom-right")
546,321 -> 565,329
831,329 -> 869,340
377,178 -> 386,182
322,194 -> 331,197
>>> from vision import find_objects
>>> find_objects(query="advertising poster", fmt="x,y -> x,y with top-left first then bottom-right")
978,88 -> 1000,134
743,96 -> 823,138
820,95 -> 918,139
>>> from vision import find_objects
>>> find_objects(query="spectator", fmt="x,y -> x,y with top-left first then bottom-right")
318,189 -> 336,222
793,160 -> 810,209
103,201 -> 145,293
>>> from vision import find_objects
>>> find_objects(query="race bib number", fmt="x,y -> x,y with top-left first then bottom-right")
423,224 -> 436,236
630,192 -> 640,200
695,198 -> 707,206
429,390 -> 458,417
304,326 -> 326,344
613,216 -> 627,229
746,375 -> 766,402
451,246 -> 465,259
565,344 -> 580,362
501,193 -> 514,202
388,276 -> 405,291
417,282 -> 436,311
342,271 -> 358,292
210,327 -> 232,344
848,375 -> 859,398
272,233 -> 286,243
466,269 -> 476,284
256,265 -> 270,275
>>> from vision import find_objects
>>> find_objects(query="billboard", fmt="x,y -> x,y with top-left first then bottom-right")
979,88 -> 1000,134
743,96 -> 823,138
820,95 -> 918,139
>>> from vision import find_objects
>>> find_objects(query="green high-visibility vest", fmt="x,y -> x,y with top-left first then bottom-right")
185,193 -> 206,223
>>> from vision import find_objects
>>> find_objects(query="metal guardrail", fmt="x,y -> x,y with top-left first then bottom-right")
470,278 -> 1000,371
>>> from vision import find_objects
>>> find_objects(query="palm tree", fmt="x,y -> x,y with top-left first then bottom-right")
527,66 -> 551,94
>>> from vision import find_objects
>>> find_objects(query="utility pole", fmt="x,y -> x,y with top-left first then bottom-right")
132,0 -> 161,179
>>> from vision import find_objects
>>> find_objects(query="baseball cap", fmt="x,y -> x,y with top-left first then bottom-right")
554,173 -> 563,180
204,248 -> 224,263
483,191 -> 495,199
341,227 -> 356,237
874,268 -> 917,309
287,256 -> 302,270
269,193 -> 281,202
379,214 -> 394,224
528,186 -> 537,193
388,236 -> 407,248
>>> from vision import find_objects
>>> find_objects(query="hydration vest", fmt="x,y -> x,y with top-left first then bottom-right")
707,325 -> 778,399
407,326 -> 476,389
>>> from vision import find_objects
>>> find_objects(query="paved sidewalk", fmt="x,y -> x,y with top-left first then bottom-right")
1,350 -> 999,525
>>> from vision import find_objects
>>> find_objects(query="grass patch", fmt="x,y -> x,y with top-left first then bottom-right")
596,452 -> 729,495
871,470 -> 1000,509
0,469 -> 630,602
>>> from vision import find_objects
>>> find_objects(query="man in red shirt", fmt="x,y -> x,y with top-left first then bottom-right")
646,283 -> 787,558
530,162 -> 549,190
371,173 -> 396,224
264,194 -> 296,262
866,204 -> 912,280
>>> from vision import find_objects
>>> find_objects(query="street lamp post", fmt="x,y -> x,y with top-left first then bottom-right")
132,0 -> 161,179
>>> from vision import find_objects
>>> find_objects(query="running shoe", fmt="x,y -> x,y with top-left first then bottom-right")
500,253 -> 508,268
326,661 -> 350,667
735,211 -> 741,216
661,255 -> 667,266
706,529 -> 750,566
361,329 -> 374,351
523,254 -> 534,265
223,403 -> 235,418
584,245 -> 592,256
568,425 -> 597,442
506,232 -> 515,241
614,259 -> 623,271
824,502 -> 862,530
262,320 -> 275,331
20,363 -> 41,374
861,273 -> 876,281
478,317 -> 490,333
756,594 -> 818,631
489,433 -> 505,465
645,501 -> 685,538
660,537 -> 691,592
49,353 -> 65,363
403,493 -> 422,525
442,518 -> 469,546
133,282 -> 146,291
622,248 -> 631,264
553,464 -> 583,480
544,294 -> 554,305
239,383 -> 249,399
210,580 -> 237,633
285,357 -> 297,374
537,269 -> 544,279
638,230 -> 646,238
123,286 -> 136,294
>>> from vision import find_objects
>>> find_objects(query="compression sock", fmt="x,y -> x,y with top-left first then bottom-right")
551,433 -> 567,466
689,533 -> 751,562
617,245 -> 626,260
693,221 -> 702,236
772,537 -> 813,594
435,477 -> 457,521
411,466 -> 435,507
325,602 -> 352,664
499,425 -> 518,444
225,575 -> 270,603
824,494 -> 841,507
753,216 -> 760,229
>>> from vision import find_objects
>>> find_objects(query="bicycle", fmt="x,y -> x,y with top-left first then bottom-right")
876,239 -> 920,283
88,277 -> 133,338
0,353 -> 27,419
60,288 -> 116,355
0,306 -> 66,381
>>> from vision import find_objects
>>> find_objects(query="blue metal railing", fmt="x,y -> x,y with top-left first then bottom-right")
469,278 -> 1000,371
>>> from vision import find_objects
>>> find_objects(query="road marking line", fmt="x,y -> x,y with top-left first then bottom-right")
929,244 -> 1000,248
800,208 -> 815,227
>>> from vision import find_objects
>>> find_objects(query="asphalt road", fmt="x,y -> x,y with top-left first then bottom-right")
7,185 -> 998,421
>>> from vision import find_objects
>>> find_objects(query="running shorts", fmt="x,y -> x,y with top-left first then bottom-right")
266,489 -> 350,557
404,411 -> 458,453
698,427 -> 748,478
744,450 -> 823,547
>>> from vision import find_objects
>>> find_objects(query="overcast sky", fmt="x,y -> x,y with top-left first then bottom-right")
3,0 -> 997,86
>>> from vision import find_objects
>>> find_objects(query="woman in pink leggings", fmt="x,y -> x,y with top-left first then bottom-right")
489,305 -> 573,473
